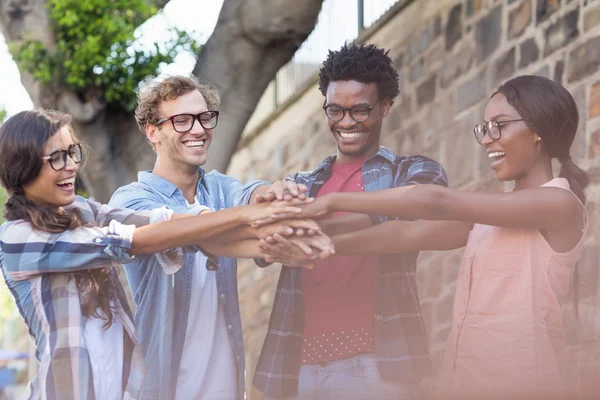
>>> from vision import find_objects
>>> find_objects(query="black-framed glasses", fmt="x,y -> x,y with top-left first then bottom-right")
41,143 -> 83,171
155,111 -> 219,133
473,119 -> 524,144
323,103 -> 378,123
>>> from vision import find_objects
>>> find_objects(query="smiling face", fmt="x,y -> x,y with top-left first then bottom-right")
325,80 -> 390,163
22,125 -> 79,207
482,93 -> 548,183
147,90 -> 213,170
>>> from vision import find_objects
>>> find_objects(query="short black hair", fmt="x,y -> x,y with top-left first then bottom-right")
318,43 -> 400,104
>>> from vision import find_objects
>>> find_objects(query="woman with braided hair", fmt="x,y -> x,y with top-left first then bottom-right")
261,75 -> 589,399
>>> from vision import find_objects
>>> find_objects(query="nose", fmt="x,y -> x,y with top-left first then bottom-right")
189,117 -> 207,135
337,110 -> 356,129
481,130 -> 493,147
64,153 -> 79,172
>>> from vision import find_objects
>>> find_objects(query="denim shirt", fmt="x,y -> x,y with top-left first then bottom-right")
254,148 -> 448,398
109,169 -> 267,400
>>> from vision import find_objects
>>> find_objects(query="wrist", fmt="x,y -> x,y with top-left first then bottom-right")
325,193 -> 337,213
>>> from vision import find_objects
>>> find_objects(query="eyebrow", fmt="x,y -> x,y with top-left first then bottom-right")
45,143 -> 78,154
324,102 -> 373,107
486,113 -> 514,121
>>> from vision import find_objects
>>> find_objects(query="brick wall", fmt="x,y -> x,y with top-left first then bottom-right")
228,0 -> 600,397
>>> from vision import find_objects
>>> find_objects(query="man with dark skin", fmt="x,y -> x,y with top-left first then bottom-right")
254,44 -> 448,400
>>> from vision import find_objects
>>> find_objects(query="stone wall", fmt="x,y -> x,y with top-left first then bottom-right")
228,0 -> 600,398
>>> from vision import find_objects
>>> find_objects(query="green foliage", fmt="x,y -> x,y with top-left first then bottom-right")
11,0 -> 200,111
0,107 -> 6,123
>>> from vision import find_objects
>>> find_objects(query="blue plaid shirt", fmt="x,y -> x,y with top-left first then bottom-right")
253,147 -> 448,398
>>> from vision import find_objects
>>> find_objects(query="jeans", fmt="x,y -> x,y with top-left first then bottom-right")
266,353 -> 419,400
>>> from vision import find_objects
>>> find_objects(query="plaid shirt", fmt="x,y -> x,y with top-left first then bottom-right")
0,197 -> 173,400
254,147 -> 448,398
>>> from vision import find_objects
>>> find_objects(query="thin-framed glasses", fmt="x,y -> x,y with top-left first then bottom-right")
155,111 -> 219,133
473,119 -> 524,144
323,103 -> 378,123
41,143 -> 83,171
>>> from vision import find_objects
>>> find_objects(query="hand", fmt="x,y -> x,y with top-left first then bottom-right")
255,219 -> 321,239
259,233 -> 335,268
243,198 -> 314,225
253,195 -> 333,226
254,181 -> 309,203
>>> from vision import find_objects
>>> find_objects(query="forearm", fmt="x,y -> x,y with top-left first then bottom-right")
200,239 -> 262,258
332,220 -> 472,255
328,184 -> 448,221
319,213 -> 373,236
130,207 -> 247,255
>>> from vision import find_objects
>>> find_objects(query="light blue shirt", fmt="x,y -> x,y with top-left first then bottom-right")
109,169 -> 267,400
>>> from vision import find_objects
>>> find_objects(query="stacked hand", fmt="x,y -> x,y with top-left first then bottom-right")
249,181 -> 335,268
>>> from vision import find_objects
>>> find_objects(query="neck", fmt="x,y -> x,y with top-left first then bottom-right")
514,159 -> 554,191
335,145 -> 379,164
152,157 -> 200,203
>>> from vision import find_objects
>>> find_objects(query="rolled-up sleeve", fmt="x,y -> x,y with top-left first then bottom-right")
0,219 -> 138,281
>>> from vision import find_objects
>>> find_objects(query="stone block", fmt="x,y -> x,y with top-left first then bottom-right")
554,59 -> 565,83
466,0 -> 483,18
537,0 -> 561,25
590,81 -> 600,119
584,4 -> 600,32
440,44 -> 475,89
519,38 -> 539,68
509,0 -> 532,39
570,85 -> 588,160
456,69 -> 487,113
416,74 -> 437,107
445,4 -> 462,52
410,58 -> 424,82
544,8 -> 579,56
590,128 -> 600,158
475,5 -> 502,64
567,36 -> 600,83
444,115 -> 479,185
493,47 -> 516,85
397,122 -> 424,154
434,15 -> 442,38
535,64 -> 550,78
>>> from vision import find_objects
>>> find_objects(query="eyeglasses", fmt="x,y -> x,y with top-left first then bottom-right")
323,103 -> 378,123
155,111 -> 219,133
473,119 -> 524,144
41,143 -> 83,171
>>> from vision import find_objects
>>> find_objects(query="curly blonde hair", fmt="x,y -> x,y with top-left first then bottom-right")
135,75 -> 220,149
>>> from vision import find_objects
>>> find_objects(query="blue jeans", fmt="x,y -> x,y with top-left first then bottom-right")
266,353 -> 419,400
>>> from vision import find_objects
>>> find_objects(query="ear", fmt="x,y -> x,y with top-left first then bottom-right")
146,124 -> 161,146
381,97 -> 391,117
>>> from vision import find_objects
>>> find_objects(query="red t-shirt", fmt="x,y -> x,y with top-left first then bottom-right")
301,157 -> 378,365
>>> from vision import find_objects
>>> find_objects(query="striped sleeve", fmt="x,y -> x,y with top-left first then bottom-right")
398,155 -> 448,187
0,219 -> 136,281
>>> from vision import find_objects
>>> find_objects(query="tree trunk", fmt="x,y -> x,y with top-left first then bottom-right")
0,0 -> 323,201
197,0 -> 324,172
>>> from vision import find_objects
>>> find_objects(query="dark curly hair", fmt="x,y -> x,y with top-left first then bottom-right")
318,43 -> 400,104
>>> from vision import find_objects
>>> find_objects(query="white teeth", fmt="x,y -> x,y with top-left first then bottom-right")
185,140 -> 205,147
57,177 -> 75,185
339,132 -> 365,139
488,151 -> 506,158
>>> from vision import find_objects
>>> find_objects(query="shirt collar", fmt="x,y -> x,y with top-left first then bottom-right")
137,167 -> 206,198
310,146 -> 395,177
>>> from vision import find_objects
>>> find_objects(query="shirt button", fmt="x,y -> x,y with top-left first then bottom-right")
220,293 -> 226,299
93,238 -> 102,244
227,324 -> 233,330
